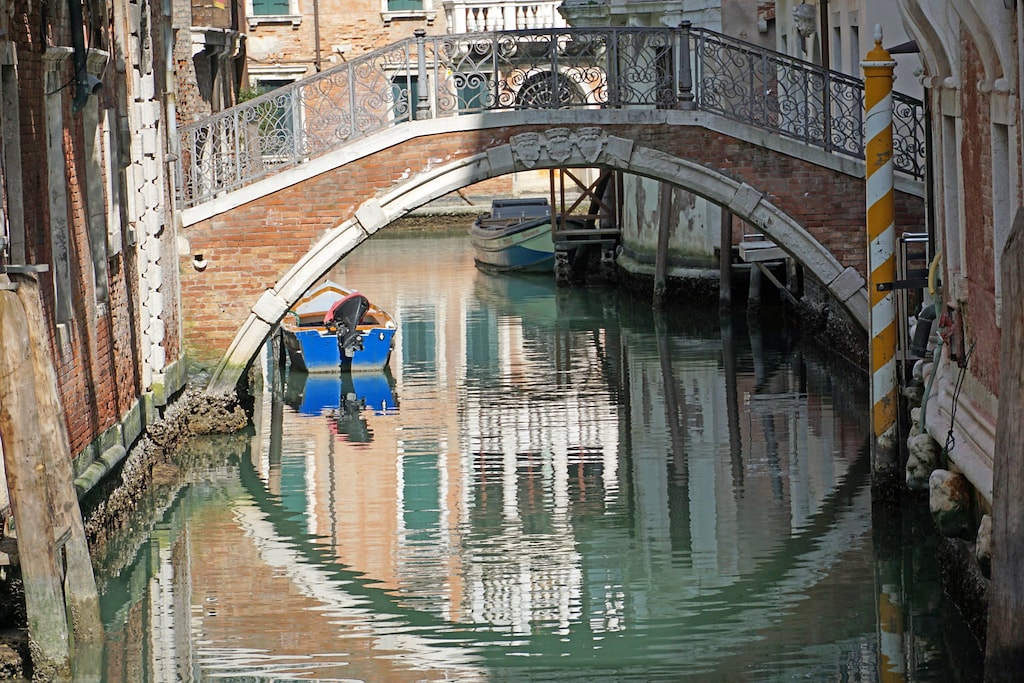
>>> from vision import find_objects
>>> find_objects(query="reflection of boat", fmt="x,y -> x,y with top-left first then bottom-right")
469,198 -> 585,273
285,369 -> 398,442
285,370 -> 398,416
472,270 -> 558,327
280,281 -> 396,372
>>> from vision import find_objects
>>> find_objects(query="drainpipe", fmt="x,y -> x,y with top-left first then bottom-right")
819,0 -> 829,72
313,0 -> 322,72
69,0 -> 98,111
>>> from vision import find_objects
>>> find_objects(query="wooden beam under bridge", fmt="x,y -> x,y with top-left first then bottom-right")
548,168 -> 622,285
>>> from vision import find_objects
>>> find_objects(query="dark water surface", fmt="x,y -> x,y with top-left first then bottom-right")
94,232 -> 983,682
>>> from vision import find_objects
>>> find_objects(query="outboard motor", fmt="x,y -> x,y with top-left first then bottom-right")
324,292 -> 371,359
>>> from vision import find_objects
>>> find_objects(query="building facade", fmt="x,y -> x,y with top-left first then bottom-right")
896,0 -> 1022,596
1,0 -> 188,511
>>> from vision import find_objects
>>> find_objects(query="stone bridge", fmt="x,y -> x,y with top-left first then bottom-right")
174,27 -> 926,393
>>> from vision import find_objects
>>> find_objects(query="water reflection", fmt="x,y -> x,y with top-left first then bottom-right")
283,370 -> 398,443
94,233 -> 981,682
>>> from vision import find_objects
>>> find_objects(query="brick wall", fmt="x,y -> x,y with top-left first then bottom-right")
957,33 -> 1000,397
180,122 -> 924,363
6,1 -> 156,459
245,0 -> 449,80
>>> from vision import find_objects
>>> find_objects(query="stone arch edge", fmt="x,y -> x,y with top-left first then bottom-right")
206,128 -> 867,394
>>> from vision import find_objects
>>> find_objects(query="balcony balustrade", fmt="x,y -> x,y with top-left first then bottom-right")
444,0 -> 567,32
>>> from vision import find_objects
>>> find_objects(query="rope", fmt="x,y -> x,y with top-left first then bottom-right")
944,340 -> 976,455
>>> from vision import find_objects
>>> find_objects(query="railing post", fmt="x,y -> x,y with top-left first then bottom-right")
550,30 -> 559,108
292,82 -> 303,159
676,21 -> 695,110
414,29 -> 430,120
822,68 -> 833,153
607,28 -> 619,107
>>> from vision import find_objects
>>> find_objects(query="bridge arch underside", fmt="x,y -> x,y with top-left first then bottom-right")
185,123 -> 923,394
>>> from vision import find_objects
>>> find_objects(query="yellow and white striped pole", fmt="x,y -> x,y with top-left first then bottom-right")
862,26 -> 899,486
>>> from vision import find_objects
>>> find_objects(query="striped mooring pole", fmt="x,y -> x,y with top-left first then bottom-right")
862,26 -> 899,487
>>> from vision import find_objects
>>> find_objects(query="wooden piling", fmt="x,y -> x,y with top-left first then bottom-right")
985,208 -> 1024,680
747,260 -> 762,309
13,273 -> 102,646
0,273 -> 103,678
653,182 -> 673,307
0,285 -> 70,679
719,208 -> 733,310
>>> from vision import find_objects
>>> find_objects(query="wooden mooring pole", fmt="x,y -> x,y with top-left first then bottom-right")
861,27 -> 900,488
0,273 -> 102,679
653,182 -> 673,307
985,208 -> 1024,680
719,208 -> 733,310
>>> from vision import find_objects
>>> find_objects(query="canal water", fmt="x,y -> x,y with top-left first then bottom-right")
93,230 -> 983,682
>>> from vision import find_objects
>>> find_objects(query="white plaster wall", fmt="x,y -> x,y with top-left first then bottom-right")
621,174 -> 720,265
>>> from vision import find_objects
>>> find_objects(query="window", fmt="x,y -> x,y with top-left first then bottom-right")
246,0 -> 301,29
391,74 -> 419,121
381,0 -> 435,25
249,79 -> 297,158
252,0 -> 289,14
245,70 -> 305,158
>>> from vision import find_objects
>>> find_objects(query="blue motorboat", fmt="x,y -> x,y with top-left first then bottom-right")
280,281 -> 396,373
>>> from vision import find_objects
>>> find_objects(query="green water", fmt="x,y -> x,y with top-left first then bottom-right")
93,233 -> 983,682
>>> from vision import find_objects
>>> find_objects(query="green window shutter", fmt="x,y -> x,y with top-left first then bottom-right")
253,0 -> 289,15
387,0 -> 423,10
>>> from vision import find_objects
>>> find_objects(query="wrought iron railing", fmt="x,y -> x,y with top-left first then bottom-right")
176,24 -> 925,209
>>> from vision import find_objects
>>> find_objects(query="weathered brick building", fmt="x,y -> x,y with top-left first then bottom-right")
1,0 -> 187,507
892,2 -> 1024,667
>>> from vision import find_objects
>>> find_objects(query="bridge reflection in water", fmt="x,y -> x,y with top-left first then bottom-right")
95,233 -> 979,682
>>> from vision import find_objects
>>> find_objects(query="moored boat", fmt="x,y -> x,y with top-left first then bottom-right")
469,198 -> 584,273
280,281 -> 396,373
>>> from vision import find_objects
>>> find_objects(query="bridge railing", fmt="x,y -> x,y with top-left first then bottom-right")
176,25 -> 925,209
688,29 -> 925,179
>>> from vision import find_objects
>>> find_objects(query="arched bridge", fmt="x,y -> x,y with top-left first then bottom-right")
174,25 -> 927,393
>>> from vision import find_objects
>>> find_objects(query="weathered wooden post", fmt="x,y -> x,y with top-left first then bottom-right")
985,208 -> 1024,679
719,208 -> 733,310
0,285 -> 70,679
653,182 -> 673,307
0,272 -> 103,678
861,26 -> 899,489
747,259 -> 761,309
14,273 -> 102,645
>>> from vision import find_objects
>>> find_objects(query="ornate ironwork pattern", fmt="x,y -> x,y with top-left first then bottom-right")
176,26 -> 926,209
892,92 -> 926,180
